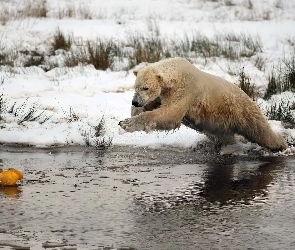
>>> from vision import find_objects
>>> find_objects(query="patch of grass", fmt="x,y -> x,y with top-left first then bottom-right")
172,32 -> 262,63
0,93 -> 6,121
58,5 -> 75,19
266,100 -> 295,124
93,117 -> 105,138
64,39 -> 120,70
264,56 -> 295,99
128,34 -> 167,68
247,0 -> 253,10
0,30 -> 265,71
239,33 -> 263,57
254,54 -> 266,71
22,0 -> 47,18
237,67 -> 256,100
274,0 -> 283,9
0,47 -> 19,67
86,39 -> 118,70
0,0 -> 47,25
52,28 -> 72,52
23,55 -> 45,67
61,31 -> 263,71
224,0 -> 235,6
65,107 -> 80,123
57,4 -> 93,20
93,116 -> 113,149
264,68 -> 282,99
93,136 -> 113,149
78,5 -> 93,20
8,99 -> 52,125
286,36 -> 295,47
284,56 -> 295,89
0,6 -> 10,26
262,10 -> 271,20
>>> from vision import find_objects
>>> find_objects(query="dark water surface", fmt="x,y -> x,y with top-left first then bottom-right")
0,146 -> 295,250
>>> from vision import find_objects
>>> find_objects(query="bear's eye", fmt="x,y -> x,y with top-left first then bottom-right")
143,87 -> 149,91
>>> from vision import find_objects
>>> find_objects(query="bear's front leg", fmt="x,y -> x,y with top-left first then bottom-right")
119,107 -> 184,132
119,115 -> 152,132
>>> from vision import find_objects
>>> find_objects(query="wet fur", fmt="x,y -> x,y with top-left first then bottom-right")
119,57 -> 287,151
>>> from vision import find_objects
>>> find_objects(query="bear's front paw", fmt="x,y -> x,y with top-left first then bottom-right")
119,117 -> 144,132
131,106 -> 145,117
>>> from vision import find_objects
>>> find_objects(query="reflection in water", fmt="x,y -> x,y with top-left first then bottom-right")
0,186 -> 22,198
135,157 -> 285,212
200,157 -> 284,205
132,157 -> 287,250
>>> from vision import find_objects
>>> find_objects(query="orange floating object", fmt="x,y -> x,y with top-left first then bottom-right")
0,169 -> 23,186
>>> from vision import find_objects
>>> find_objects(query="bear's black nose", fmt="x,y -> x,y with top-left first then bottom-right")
132,100 -> 142,107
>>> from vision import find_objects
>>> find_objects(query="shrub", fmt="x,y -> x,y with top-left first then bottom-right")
23,55 -> 45,67
8,99 -> 52,125
93,116 -> 113,149
172,32 -> 262,62
65,106 -> 80,123
237,67 -> 256,100
266,100 -> 295,124
264,68 -> 281,100
64,39 -> 120,70
0,93 -> 6,121
86,39 -> 119,70
0,7 -> 10,25
284,56 -> 295,90
128,34 -> 167,68
264,56 -> 295,99
52,29 -> 72,52
0,49 -> 19,67
254,54 -> 266,71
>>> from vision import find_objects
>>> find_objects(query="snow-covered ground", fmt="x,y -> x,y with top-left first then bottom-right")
0,0 -> 294,151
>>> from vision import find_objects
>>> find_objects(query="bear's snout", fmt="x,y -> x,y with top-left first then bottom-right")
132,100 -> 142,107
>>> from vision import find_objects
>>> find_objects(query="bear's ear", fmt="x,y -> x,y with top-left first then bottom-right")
156,73 -> 164,82
133,69 -> 139,76
156,72 -> 174,89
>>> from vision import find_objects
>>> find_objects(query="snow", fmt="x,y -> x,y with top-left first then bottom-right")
0,0 -> 294,151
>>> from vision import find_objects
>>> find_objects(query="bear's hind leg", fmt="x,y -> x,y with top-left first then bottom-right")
236,121 -> 287,152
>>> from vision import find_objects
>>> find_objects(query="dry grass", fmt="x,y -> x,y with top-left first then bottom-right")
264,56 -> 295,99
237,68 -> 256,100
51,28 -> 72,52
92,116 -> 113,149
64,39 -> 120,70
266,100 -> 295,124
0,0 -> 47,25
21,0 -> 47,18
0,28 -> 265,71
57,4 -> 93,20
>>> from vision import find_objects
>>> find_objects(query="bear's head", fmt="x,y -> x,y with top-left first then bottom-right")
132,66 -> 164,110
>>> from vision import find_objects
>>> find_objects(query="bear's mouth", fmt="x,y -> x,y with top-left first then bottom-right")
143,97 -> 162,111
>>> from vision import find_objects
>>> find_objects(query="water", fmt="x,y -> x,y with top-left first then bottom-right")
0,146 -> 295,249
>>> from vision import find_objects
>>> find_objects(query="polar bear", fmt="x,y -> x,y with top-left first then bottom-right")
119,57 -> 287,152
